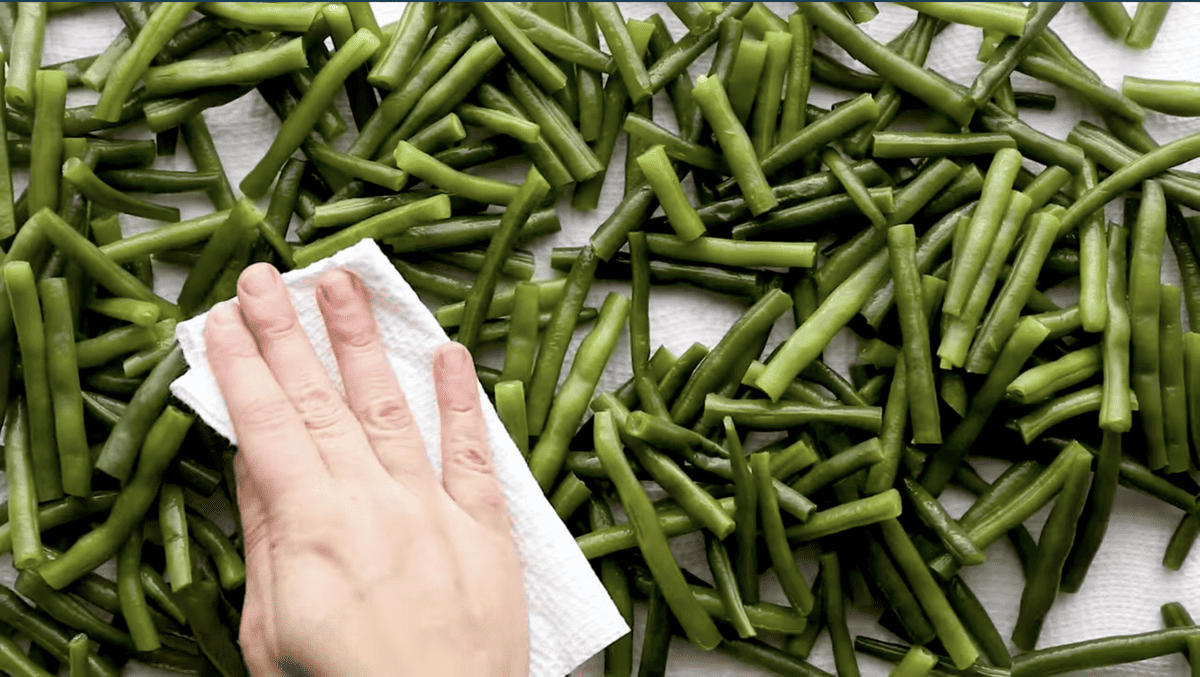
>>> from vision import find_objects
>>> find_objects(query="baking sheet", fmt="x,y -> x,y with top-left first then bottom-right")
19,3 -> 1200,676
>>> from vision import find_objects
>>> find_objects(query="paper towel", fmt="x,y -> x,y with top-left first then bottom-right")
169,240 -> 629,677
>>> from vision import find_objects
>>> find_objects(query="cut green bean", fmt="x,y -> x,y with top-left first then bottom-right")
1126,1 -> 1171,49
1011,446 -> 1092,650
693,74 -> 777,215
889,223 -> 939,444
6,397 -> 43,570
6,2 -> 46,109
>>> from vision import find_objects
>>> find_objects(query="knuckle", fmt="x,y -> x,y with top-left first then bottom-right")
446,429 -> 494,471
291,382 -> 348,432
326,307 -> 379,351
248,307 -> 302,343
356,394 -> 416,435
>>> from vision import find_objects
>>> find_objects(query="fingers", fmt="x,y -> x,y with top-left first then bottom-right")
433,342 -> 512,534
204,302 -> 324,503
235,263 -> 384,481
233,456 -> 281,677
315,269 -> 436,490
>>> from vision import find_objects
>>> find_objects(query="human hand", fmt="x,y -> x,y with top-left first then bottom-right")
203,262 -> 529,677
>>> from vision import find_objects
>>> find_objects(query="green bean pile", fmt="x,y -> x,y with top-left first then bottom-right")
1,1 -> 1200,676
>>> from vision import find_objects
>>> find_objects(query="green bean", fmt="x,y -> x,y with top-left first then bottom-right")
529,293 -> 629,492
452,103 -> 539,143
632,147 -> 702,242
921,318 -> 1049,495
888,223 -> 939,443
814,551 -> 857,677
1152,284 -> 1186,473
93,2 -> 197,122
28,70 -> 65,217
1008,345 -> 1102,405
644,2 -> 752,96
1017,54 -> 1144,122
702,533 -> 755,638
116,526 -> 159,652
704,395 -> 882,432
366,2 -> 434,89
39,405 -> 193,590
1164,514 -> 1200,572
752,453 -> 814,615
897,1 -> 1027,35
549,472 -> 592,520
668,2 -> 715,34
1012,625 -> 1200,677
497,283 -> 540,387
717,635 -> 835,677
778,11 -> 814,141
944,148 -> 1022,316
293,194 -> 450,268
197,2 -> 318,31
67,633 -> 89,677
5,262 -> 62,502
791,437 -> 882,496
157,483 -> 192,592
241,29 -> 380,198
969,2 -> 1063,108
1186,333 -> 1200,461
5,398 -> 43,570
801,2 -> 972,124
144,36 -> 308,98
624,112 -> 724,172
62,158 -> 180,222
691,74 -> 776,215
38,279 -> 88,498
1061,423 -> 1120,589
626,433 -> 735,539
902,477 -> 985,568
943,576 -> 1011,669
563,2 -> 603,142
749,29 -> 792,155
878,518 -> 979,669
624,410 -> 729,461
667,288 -> 792,426
435,278 -> 566,328
173,577 -> 245,677
1126,182 -> 1169,468
937,192 -> 1032,368
724,418 -> 759,603
754,240 -> 891,401
1121,75 -> 1200,117
503,65 -> 602,183
871,132 -> 1016,158
457,167 -> 548,351
302,142 -> 405,192
1084,2 -> 1132,39
1115,453 -> 1199,515
975,104 -> 1086,174
587,498 -> 633,677
1057,132 -> 1200,236
593,410 -> 722,649
1126,1 -> 1171,49
349,17 -> 484,159
1015,384 -> 1134,444
470,3 -> 566,94
494,381 -> 529,459
473,89 -> 573,194
965,211 -> 1060,374
1011,446 -> 1091,650
863,352 -> 909,495
5,2 -> 45,109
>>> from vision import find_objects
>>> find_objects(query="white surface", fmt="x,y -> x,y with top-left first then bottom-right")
23,2 -> 1200,676
169,240 -> 629,677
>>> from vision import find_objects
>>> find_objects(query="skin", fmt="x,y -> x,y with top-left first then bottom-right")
204,262 -> 529,677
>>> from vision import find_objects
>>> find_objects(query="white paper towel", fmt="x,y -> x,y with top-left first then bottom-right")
169,240 -> 629,677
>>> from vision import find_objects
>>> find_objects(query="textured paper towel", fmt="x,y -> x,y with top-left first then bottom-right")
169,240 -> 629,677
25,3 -> 1200,676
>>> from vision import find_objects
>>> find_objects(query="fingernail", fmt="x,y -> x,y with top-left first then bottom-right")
239,264 -> 282,298
319,270 -> 360,307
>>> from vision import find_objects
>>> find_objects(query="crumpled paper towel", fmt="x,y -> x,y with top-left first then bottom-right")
169,239 -> 629,677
